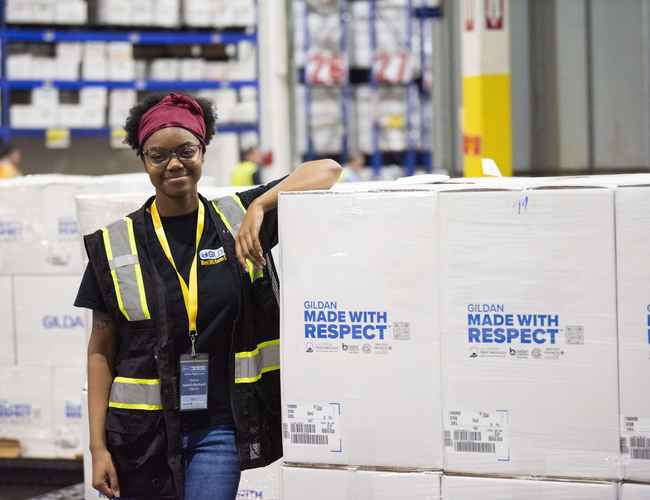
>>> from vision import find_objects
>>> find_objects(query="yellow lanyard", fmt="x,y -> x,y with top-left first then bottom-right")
150,198 -> 205,355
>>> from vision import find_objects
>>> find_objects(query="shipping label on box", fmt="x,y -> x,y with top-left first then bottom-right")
440,187 -> 620,479
279,190 -> 443,469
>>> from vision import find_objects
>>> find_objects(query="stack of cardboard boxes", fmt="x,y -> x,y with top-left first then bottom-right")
278,178 -> 650,498
6,0 -> 87,24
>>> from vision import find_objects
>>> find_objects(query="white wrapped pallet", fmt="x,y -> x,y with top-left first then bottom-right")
439,184 -> 620,479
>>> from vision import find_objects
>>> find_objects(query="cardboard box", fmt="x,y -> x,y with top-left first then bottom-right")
153,0 -> 181,26
442,475 -> 617,500
279,190 -> 442,469
150,58 -> 180,80
238,461 -> 280,500
14,275 -> 86,367
53,366 -> 83,458
439,186 -> 620,479
56,0 -> 87,24
282,465 -> 441,500
621,483 -> 650,500
0,366 -> 55,458
615,184 -> 650,481
0,277 -> 15,366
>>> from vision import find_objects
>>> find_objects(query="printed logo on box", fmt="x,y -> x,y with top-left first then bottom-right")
65,401 -> 82,419
42,314 -> 85,330
302,299 -> 407,355
464,304 -> 582,360
238,490 -> 264,499
646,304 -> 650,344
57,216 -> 79,239
0,218 -> 22,241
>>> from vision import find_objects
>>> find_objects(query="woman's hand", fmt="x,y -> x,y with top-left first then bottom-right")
235,200 -> 266,271
91,447 -> 120,498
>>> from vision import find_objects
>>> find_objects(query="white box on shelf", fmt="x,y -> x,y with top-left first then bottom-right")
31,57 -> 57,80
32,103 -> 59,128
109,60 -> 136,81
79,106 -> 107,128
179,59 -> 205,80
7,54 -> 32,80
621,483 -> 650,500
615,184 -> 650,481
130,0 -> 153,25
442,476 -> 617,500
153,0 -> 181,26
183,0 -> 215,27
279,189 -> 443,469
150,58 -> 180,80
57,104 -> 84,128
0,365 -> 55,458
14,275 -> 86,367
9,105 -> 38,129
0,277 -> 15,367
80,87 -> 108,109
439,185 -> 620,479
53,366 -> 84,458
282,465 -> 441,500
56,0 -> 87,24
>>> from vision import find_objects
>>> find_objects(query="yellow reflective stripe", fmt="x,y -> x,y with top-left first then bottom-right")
231,193 -> 247,212
103,227 -> 131,321
108,401 -> 163,410
124,217 -> 151,320
235,365 -> 280,384
113,377 -> 160,385
235,339 -> 280,359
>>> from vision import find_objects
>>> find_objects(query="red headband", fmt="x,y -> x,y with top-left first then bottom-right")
137,93 -> 207,151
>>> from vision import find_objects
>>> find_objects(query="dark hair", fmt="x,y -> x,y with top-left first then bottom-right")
123,92 -> 217,154
0,142 -> 18,158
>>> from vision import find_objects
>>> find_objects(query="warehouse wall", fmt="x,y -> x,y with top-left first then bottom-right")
524,0 -> 650,175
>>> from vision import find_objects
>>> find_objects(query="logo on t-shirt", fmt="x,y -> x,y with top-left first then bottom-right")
199,247 -> 226,266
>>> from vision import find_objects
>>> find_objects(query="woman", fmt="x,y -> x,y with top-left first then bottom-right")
74,92 -> 341,500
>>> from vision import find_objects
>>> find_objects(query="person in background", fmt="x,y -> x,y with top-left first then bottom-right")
230,146 -> 267,186
339,151 -> 365,183
75,92 -> 341,500
0,142 -> 22,178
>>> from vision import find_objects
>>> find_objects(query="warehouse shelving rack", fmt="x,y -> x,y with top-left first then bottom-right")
298,0 -> 441,177
0,0 -> 261,143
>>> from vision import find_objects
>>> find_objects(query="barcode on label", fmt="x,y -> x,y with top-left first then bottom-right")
454,430 -> 482,442
632,449 -> 650,460
444,430 -> 452,447
454,441 -> 495,453
621,437 -> 630,454
630,436 -> 650,449
290,423 -> 316,434
290,433 -> 328,445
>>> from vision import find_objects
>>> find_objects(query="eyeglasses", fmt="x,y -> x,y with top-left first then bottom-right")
143,143 -> 201,168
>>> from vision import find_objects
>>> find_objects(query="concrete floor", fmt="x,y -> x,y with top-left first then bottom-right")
0,483 -> 83,500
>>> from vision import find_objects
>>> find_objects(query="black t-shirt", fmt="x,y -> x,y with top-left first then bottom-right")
75,179 -> 283,431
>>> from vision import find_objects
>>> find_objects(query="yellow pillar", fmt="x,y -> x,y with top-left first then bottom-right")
461,0 -> 512,177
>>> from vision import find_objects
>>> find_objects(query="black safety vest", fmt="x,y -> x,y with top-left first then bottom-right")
83,193 -> 282,499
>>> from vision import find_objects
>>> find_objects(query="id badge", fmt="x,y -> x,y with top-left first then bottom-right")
179,353 -> 209,411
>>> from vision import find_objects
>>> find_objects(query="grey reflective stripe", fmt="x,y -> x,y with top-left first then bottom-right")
213,196 -> 245,239
103,218 -> 150,321
108,379 -> 162,410
265,253 -> 280,305
109,254 -> 138,270
235,342 -> 280,383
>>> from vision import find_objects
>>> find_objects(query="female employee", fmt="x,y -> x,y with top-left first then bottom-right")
75,92 -> 341,500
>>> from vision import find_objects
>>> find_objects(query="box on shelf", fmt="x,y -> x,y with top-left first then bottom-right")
180,59 -> 205,81
150,59 -> 180,80
153,0 -> 181,27
238,461 -> 280,500
55,0 -> 87,24
442,475 -> 617,500
279,190 -> 443,469
281,465 -> 441,500
109,89 -> 137,127
182,0 -> 216,27
57,104 -> 84,128
7,54 -> 33,80
0,365 -> 55,458
439,185 -> 620,479
80,87 -> 108,109
0,277 -> 15,367
130,0 -> 154,25
14,275 -> 86,367
82,42 -> 108,81
10,105 -> 39,129
615,184 -> 650,481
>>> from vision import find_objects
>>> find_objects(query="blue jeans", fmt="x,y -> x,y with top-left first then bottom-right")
182,424 -> 241,500
119,424 -> 241,500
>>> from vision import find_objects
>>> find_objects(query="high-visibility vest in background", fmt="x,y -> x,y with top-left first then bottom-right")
231,160 -> 258,186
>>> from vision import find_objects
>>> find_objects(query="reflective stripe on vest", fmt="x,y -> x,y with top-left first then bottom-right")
234,339 -> 280,384
212,195 -> 263,282
108,377 -> 162,410
102,217 -> 151,321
